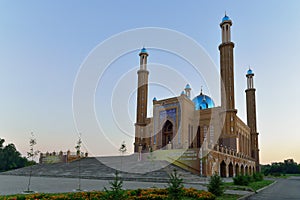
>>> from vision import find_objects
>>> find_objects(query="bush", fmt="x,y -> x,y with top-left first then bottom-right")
271,172 -> 282,177
207,174 -> 224,196
167,169 -> 184,200
252,172 -> 264,181
102,171 -> 127,200
183,188 -> 216,199
233,175 -> 251,186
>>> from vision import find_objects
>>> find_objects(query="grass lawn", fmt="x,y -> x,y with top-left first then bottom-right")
216,194 -> 242,200
224,179 -> 274,192
249,180 -> 274,191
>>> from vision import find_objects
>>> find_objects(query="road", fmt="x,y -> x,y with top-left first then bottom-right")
249,176 -> 300,200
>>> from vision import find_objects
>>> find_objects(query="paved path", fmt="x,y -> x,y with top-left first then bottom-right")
0,175 -> 208,196
249,176 -> 300,200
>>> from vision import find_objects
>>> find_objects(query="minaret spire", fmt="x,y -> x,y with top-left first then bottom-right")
218,14 -> 238,150
134,47 -> 149,152
219,14 -> 235,110
245,67 -> 260,172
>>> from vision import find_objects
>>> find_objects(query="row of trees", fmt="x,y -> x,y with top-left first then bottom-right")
0,138 -> 33,172
262,159 -> 300,175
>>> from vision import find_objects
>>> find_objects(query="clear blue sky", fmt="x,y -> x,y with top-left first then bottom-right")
1,1 -> 300,164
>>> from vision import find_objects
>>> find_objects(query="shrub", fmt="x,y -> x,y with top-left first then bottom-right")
252,172 -> 264,181
102,170 -> 127,200
271,172 -> 282,177
183,188 -> 216,199
167,169 -> 184,200
207,174 -> 224,196
233,175 -> 251,186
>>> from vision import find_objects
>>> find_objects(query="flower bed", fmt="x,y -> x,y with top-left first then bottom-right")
1,188 -> 216,200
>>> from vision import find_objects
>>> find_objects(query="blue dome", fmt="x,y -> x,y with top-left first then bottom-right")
181,90 -> 185,95
222,15 -> 230,22
247,69 -> 254,75
153,97 -> 157,101
192,94 -> 215,110
185,84 -> 191,89
141,47 -> 147,53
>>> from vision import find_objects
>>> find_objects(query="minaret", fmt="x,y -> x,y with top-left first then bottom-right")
218,14 -> 237,148
245,68 -> 260,172
184,84 -> 191,99
219,14 -> 235,110
134,47 -> 149,152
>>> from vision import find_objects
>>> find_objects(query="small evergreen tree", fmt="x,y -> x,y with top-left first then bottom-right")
167,169 -> 184,200
119,141 -> 126,171
25,132 -> 39,193
75,136 -> 82,191
207,174 -> 224,196
103,171 -> 127,200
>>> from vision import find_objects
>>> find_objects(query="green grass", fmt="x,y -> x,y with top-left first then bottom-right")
249,180 -> 274,191
285,173 -> 300,177
216,194 -> 242,200
224,179 -> 274,192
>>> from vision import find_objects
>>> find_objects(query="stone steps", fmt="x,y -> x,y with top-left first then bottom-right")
1,155 -> 207,183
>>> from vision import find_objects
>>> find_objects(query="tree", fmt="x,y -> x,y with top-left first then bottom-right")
119,141 -> 127,171
25,132 -> 39,193
103,171 -> 127,200
207,174 -> 224,196
261,159 -> 300,176
0,138 -> 29,172
75,136 -> 82,191
0,138 -> 4,148
167,169 -> 184,200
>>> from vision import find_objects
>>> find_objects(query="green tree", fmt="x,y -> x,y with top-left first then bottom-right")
119,141 -> 127,171
0,138 -> 29,172
167,169 -> 184,200
75,136 -> 82,191
25,132 -> 39,193
103,171 -> 127,200
208,174 -> 224,196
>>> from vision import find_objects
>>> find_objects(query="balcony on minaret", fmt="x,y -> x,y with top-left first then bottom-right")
220,15 -> 232,43
246,68 -> 255,89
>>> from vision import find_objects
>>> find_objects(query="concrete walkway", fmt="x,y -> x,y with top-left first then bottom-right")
0,175 -> 206,196
0,175 -> 251,196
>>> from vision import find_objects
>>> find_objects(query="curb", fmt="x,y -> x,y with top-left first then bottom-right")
237,180 -> 277,200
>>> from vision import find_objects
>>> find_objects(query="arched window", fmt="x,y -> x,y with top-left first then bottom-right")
210,125 -> 214,144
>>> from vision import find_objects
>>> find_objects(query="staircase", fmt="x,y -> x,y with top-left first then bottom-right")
1,155 -> 208,183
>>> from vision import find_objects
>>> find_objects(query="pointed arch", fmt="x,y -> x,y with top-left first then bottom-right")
162,120 -> 173,148
220,160 -> 227,177
228,162 -> 234,177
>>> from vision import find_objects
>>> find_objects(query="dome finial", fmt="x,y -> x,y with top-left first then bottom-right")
247,66 -> 254,75
140,46 -> 147,54
200,86 -> 203,95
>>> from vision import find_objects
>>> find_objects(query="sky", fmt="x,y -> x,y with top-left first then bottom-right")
0,1 -> 300,164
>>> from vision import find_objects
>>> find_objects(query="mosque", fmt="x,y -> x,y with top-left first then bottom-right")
133,15 -> 260,177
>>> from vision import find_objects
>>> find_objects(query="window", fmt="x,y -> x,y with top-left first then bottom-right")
204,126 -> 207,139
210,125 -> 214,144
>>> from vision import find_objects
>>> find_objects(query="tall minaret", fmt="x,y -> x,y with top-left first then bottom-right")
219,15 -> 237,148
219,14 -> 235,111
245,68 -> 260,172
134,47 -> 149,152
